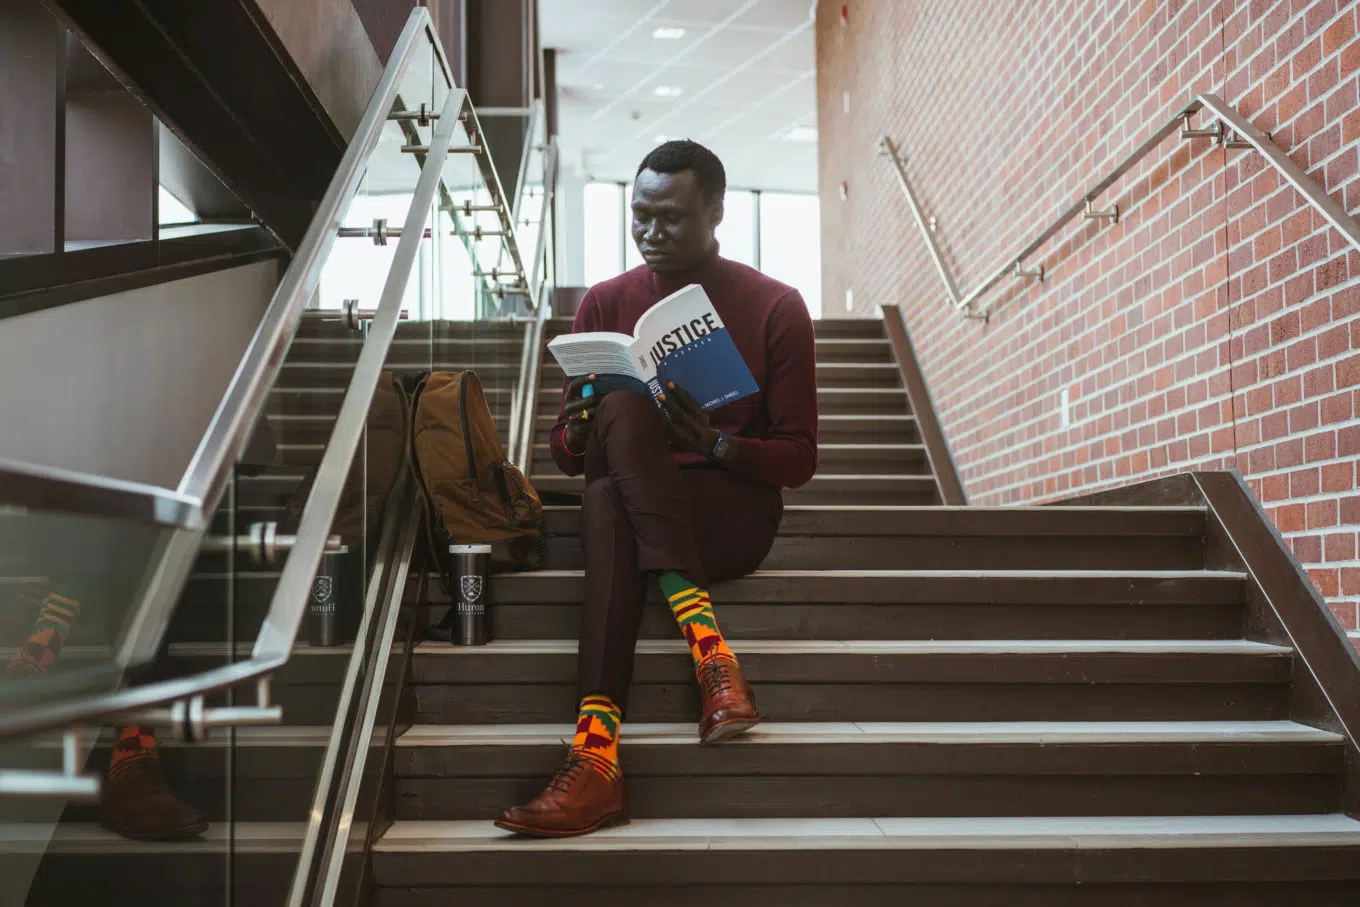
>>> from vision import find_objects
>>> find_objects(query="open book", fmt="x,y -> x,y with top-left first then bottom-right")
546,284 -> 758,411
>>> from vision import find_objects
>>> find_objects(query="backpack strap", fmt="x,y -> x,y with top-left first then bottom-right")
406,372 -> 455,599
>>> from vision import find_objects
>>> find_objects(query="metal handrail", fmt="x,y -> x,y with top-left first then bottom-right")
0,459 -> 199,528
0,14 -> 462,745
510,140 -> 558,469
879,93 -> 1360,322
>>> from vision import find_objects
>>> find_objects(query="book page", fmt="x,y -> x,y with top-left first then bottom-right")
545,332 -> 642,380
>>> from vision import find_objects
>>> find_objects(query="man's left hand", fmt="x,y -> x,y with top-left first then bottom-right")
659,382 -> 719,456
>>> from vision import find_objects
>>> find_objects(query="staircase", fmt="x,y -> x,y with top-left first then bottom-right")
369,317 -> 1360,904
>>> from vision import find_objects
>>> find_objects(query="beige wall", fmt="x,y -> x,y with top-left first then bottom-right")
0,259 -> 280,488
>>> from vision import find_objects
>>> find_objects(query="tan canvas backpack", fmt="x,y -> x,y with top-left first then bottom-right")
408,370 -> 545,589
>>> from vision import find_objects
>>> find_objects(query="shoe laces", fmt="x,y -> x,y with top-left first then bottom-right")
699,659 -> 735,698
547,752 -> 590,794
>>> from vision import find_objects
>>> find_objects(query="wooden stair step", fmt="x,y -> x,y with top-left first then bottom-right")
389,720 -> 1343,821
370,814 -> 1360,894
407,637 -> 1292,724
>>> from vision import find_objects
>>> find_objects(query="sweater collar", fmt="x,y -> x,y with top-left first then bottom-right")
649,241 -> 723,298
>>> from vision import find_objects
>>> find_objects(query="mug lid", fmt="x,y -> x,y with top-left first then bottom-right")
449,544 -> 493,554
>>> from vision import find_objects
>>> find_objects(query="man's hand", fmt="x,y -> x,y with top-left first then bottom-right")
563,373 -> 600,454
659,381 -> 719,456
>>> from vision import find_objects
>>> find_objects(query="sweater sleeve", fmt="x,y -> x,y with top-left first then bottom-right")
548,291 -> 603,477
727,291 -> 819,488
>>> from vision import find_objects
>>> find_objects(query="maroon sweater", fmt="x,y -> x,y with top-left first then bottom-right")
550,249 -> 819,489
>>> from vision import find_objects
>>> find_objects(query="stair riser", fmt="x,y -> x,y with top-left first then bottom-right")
286,338 -> 526,363
526,478 -> 941,508
284,362 -> 524,384
538,366 -> 903,388
371,846 -> 1360,889
531,419 -> 921,445
520,535 -> 1205,572
536,391 -> 907,417
372,883 -> 1360,907
411,682 -> 1289,724
21,856 -> 297,906
270,391 -> 515,419
282,416 -> 510,444
411,602 -> 1244,643
394,773 -> 1339,821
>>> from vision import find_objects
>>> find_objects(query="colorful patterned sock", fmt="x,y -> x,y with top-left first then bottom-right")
659,571 -> 736,671
6,587 -> 81,678
108,726 -> 160,782
571,694 -> 622,781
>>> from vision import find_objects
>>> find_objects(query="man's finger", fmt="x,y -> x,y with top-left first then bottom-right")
566,373 -> 598,398
666,382 -> 705,418
564,396 -> 600,416
658,392 -> 689,423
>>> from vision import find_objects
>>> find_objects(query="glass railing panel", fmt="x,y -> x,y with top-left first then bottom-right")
225,39 -> 450,907
2,476 -> 237,907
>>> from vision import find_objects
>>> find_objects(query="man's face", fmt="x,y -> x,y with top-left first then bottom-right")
630,168 -> 723,273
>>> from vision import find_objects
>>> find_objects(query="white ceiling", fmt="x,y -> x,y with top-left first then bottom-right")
540,0 -> 819,193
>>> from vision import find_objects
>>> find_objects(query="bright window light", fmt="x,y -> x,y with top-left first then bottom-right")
158,186 -> 196,225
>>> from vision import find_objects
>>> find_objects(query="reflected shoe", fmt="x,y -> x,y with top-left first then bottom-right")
101,755 -> 209,842
494,751 -> 628,838
697,658 -> 760,744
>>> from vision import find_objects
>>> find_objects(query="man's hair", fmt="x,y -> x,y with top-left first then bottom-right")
636,139 -> 727,201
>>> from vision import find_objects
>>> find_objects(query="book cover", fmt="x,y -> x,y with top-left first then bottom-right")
547,284 -> 758,412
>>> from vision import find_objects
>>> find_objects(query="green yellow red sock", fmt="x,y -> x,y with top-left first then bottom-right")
659,571 -> 736,671
571,694 -> 622,781
6,587 -> 81,678
108,726 -> 159,782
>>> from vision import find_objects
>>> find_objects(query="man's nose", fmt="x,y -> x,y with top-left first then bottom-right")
644,219 -> 664,242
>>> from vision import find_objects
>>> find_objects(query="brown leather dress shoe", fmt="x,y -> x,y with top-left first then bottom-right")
495,751 -> 629,838
101,757 -> 209,842
698,658 -> 760,744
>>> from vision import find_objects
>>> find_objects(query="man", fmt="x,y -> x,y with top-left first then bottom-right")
495,140 -> 818,837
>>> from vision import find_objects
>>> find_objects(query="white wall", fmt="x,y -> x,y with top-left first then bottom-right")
0,259 -> 280,488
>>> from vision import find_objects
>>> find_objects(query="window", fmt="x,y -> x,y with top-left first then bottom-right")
759,193 -> 822,318
716,190 -> 756,267
578,181 -> 822,318
583,182 -> 623,287
158,186 -> 197,225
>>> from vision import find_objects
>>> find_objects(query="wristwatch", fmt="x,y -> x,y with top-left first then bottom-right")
710,432 -> 734,464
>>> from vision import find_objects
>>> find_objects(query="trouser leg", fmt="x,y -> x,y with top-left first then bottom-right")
575,391 -> 784,712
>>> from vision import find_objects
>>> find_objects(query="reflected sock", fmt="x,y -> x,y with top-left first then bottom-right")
659,571 -> 736,671
6,588 -> 81,678
571,694 -> 622,781
108,726 -> 159,782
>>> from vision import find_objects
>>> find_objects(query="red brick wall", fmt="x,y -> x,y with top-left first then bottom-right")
817,0 -> 1360,632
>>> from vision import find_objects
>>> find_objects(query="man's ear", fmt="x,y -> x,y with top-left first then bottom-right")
708,197 -> 725,230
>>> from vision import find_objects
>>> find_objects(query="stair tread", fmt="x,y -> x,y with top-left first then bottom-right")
396,719 -> 1341,747
413,638 -> 1288,656
375,813 -> 1360,851
0,821 -> 306,853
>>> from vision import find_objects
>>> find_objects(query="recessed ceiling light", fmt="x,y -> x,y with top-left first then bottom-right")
781,124 -> 818,143
653,134 -> 670,144
652,26 -> 686,40
653,85 -> 683,98
591,83 -> 604,91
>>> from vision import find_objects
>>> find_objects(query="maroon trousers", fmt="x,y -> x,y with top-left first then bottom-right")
576,391 -> 783,712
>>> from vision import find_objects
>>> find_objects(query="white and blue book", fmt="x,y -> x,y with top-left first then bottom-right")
547,283 -> 758,411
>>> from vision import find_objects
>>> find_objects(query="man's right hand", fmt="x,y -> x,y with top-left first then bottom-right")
563,373 -> 600,455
